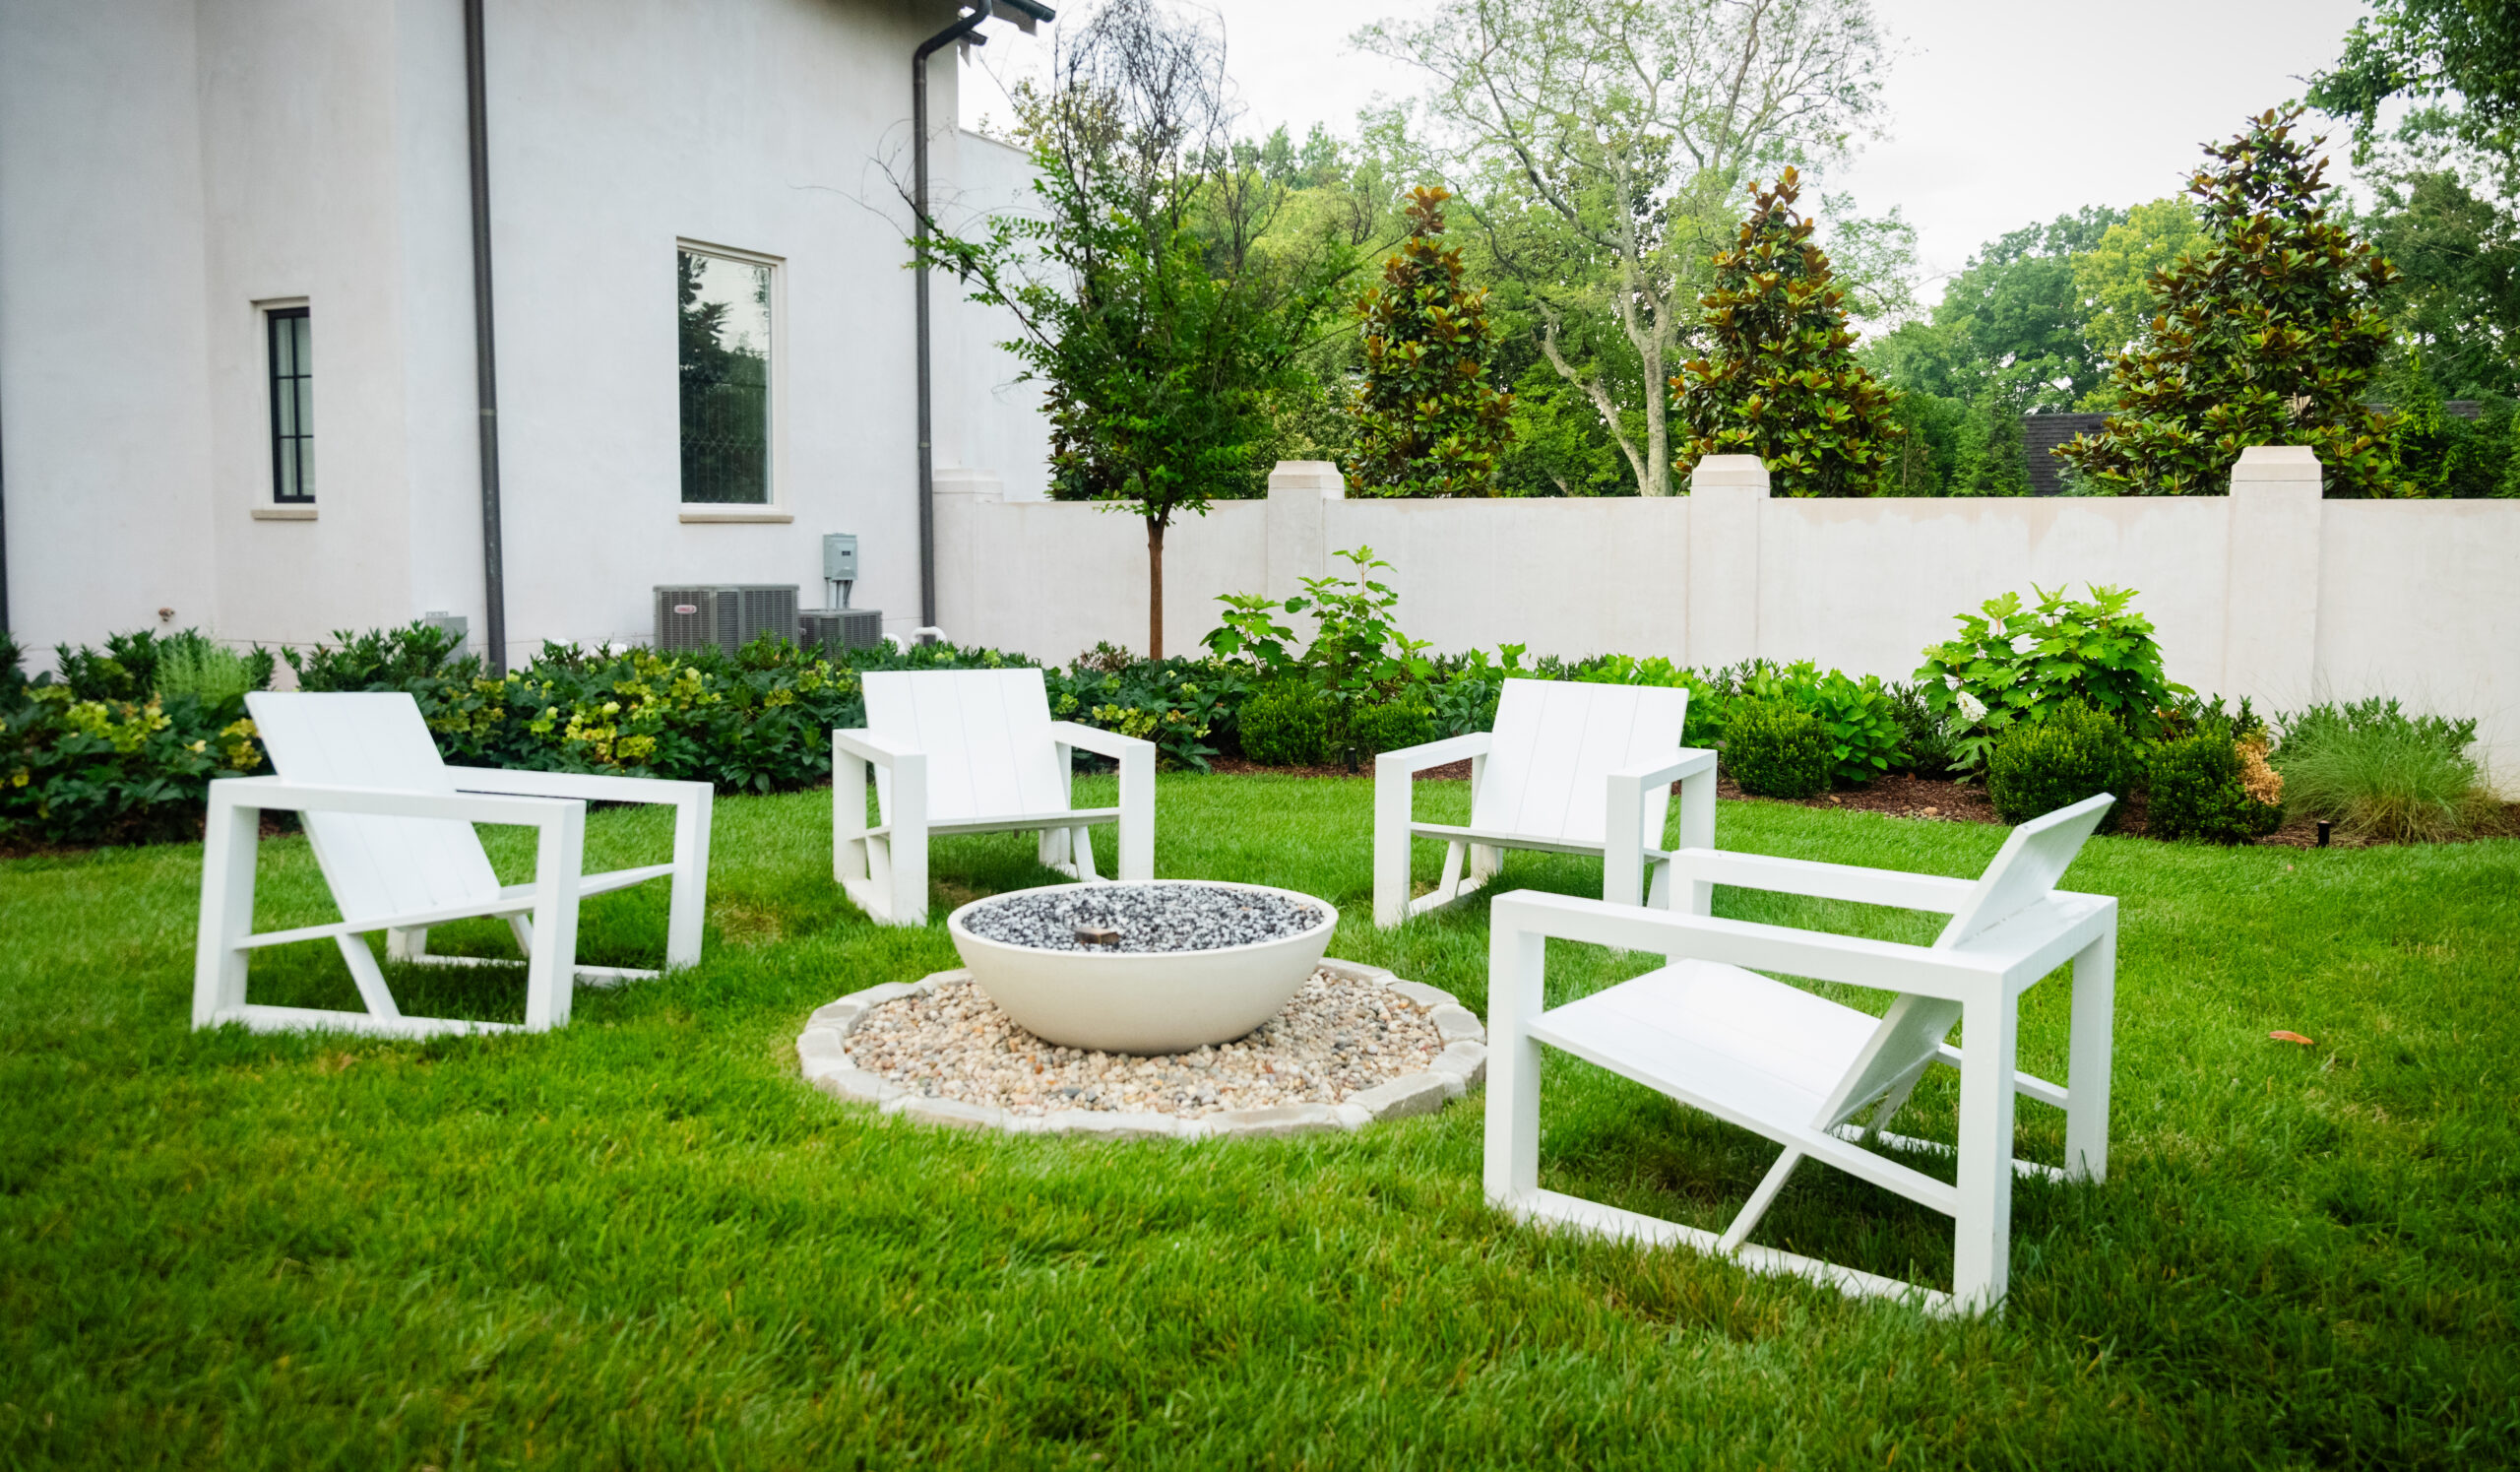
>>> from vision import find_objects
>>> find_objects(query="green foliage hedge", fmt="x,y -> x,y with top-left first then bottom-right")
2149,733 -> 2284,843
1725,698 -> 1832,799
1985,701 -> 2137,829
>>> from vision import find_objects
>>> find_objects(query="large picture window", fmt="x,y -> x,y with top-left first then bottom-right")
677,247 -> 774,505
267,306 -> 313,502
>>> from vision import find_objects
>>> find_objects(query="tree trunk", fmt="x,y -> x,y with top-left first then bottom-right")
1641,331 -> 1670,496
1146,515 -> 1166,661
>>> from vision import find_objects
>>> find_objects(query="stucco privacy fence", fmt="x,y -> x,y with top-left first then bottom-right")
933,450 -> 2520,782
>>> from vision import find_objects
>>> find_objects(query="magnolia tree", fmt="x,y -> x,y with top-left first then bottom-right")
1348,186 -> 1515,496
1670,169 -> 1902,495
2057,109 -> 2402,496
1356,0 -> 1888,496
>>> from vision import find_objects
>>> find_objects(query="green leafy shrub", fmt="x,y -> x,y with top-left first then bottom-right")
1348,696 -> 1438,760
1574,653 -> 1731,747
1886,681 -> 1958,777
1773,667 -> 1906,787
1,632 -> 267,847
2273,697 -> 2503,842
1726,697 -> 1830,799
1984,701 -> 2135,829
1236,679 -> 1333,767
1916,583 -> 2187,775
1049,655 -> 1245,772
2149,734 -> 2284,842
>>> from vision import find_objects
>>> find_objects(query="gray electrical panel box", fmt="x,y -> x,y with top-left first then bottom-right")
822,534 -> 858,582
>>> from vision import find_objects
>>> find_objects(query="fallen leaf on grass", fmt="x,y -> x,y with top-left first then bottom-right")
2269,1031 -> 2315,1046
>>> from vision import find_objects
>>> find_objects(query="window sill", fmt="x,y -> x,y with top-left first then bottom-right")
678,506 -> 792,523
252,505 -> 318,521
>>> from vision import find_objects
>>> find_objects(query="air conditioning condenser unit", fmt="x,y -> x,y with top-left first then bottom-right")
653,584 -> 800,657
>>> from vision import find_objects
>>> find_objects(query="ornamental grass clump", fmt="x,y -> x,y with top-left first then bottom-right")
1985,700 -> 2137,829
2274,698 -> 2504,842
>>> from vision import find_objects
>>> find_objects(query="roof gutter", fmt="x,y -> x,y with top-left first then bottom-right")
913,0 -> 1050,636
464,0 -> 508,673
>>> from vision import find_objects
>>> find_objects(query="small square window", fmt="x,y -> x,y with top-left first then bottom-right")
677,247 -> 774,505
267,306 -> 313,503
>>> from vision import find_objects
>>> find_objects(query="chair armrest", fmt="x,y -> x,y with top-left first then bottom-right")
832,728 -> 921,766
445,766 -> 711,805
1374,732 -> 1491,778
1490,888 -> 2002,997
1046,720 -> 1155,761
208,776 -> 574,827
1666,848 -> 1977,912
1608,746 -> 1718,790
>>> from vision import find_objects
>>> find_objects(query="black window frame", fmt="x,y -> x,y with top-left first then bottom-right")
267,305 -> 313,504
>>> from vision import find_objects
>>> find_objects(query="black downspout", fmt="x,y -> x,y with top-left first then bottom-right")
465,0 -> 509,674
913,1 -> 992,633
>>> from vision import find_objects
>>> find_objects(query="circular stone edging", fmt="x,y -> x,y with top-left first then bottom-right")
793,958 -> 1487,1140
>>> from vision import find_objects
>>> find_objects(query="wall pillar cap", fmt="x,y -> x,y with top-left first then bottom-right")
932,467 -> 1003,502
1268,460 -> 1346,499
2231,445 -> 2323,481
1689,455 -> 1772,492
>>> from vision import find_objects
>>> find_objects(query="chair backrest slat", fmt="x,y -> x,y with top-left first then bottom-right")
862,669 -> 1066,825
244,692 -> 502,925
1468,679 -> 1689,847
1811,792 -> 2115,1129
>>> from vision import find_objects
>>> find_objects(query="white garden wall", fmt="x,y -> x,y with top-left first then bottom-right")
936,451 -> 2520,783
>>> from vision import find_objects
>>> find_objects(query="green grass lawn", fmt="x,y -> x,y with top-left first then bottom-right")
3,775 -> 2515,1468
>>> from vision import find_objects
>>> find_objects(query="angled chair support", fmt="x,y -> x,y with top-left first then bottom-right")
194,693 -> 712,1039
1484,794 -> 2120,1315
1374,679 -> 1716,928
833,668 -> 1155,926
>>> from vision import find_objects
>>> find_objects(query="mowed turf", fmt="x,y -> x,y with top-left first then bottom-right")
2,774 -> 2514,1468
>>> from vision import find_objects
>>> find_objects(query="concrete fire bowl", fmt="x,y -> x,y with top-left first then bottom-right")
945,880 -> 1338,1055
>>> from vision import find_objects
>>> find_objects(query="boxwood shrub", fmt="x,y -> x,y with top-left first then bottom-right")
2149,733 -> 2284,843
1985,700 -> 2136,829
1726,697 -> 1830,799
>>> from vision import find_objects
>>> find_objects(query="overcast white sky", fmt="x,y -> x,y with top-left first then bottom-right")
961,0 -> 2379,308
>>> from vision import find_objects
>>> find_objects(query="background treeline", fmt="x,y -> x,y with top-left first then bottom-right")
961,0 -> 2516,502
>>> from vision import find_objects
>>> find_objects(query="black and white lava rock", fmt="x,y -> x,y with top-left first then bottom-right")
961,882 -> 1326,953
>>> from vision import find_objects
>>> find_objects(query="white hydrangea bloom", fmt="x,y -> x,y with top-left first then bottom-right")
1956,691 -> 1988,724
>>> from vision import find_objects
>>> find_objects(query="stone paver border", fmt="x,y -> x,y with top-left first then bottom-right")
794,959 -> 1486,1140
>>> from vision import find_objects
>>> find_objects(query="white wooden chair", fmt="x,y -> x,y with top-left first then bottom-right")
193,692 -> 713,1038
833,668 -> 1155,927
1374,678 -> 1716,928
1485,794 -> 2120,1315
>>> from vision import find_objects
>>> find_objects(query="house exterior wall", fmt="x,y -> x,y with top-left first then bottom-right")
2,0 -> 1039,666
936,458 -> 2520,784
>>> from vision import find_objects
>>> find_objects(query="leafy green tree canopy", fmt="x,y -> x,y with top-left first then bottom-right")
2307,0 -> 2520,200
1671,169 -> 1902,497
2073,198 -> 2205,369
1348,185 -> 1515,497
2057,109 -> 2402,497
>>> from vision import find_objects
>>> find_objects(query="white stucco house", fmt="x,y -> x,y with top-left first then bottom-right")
0,0 -> 1051,672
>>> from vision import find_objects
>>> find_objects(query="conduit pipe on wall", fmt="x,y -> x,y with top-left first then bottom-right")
465,0 -> 508,673
912,0 -> 1051,633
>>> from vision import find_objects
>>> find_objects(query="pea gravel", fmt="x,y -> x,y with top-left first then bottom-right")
844,970 -> 1443,1117
959,882 -> 1327,953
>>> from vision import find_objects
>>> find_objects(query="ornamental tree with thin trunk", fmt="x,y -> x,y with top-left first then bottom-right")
2056,109 -> 2402,496
1670,169 -> 1903,497
1348,186 -> 1514,497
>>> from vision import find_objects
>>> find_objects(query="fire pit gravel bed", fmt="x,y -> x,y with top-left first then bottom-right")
957,882 -> 1326,953
795,961 -> 1489,1140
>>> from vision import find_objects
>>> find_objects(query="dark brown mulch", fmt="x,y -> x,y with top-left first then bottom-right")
1718,772 -> 2001,826
1203,756 -> 1473,782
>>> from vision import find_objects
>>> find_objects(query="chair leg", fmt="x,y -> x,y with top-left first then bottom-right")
1718,1148 -> 1804,1254
663,784 -> 710,971
1951,995 -> 2021,1313
1674,767 -> 1717,917
193,790 -> 259,1028
2065,928 -> 2115,1183
388,927 -> 429,962
1483,920 -> 1547,1205
1038,824 -> 1073,873
1113,742 -> 1154,881
1373,757 -> 1414,928
522,801 -> 587,1030
1071,826 -> 1101,882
